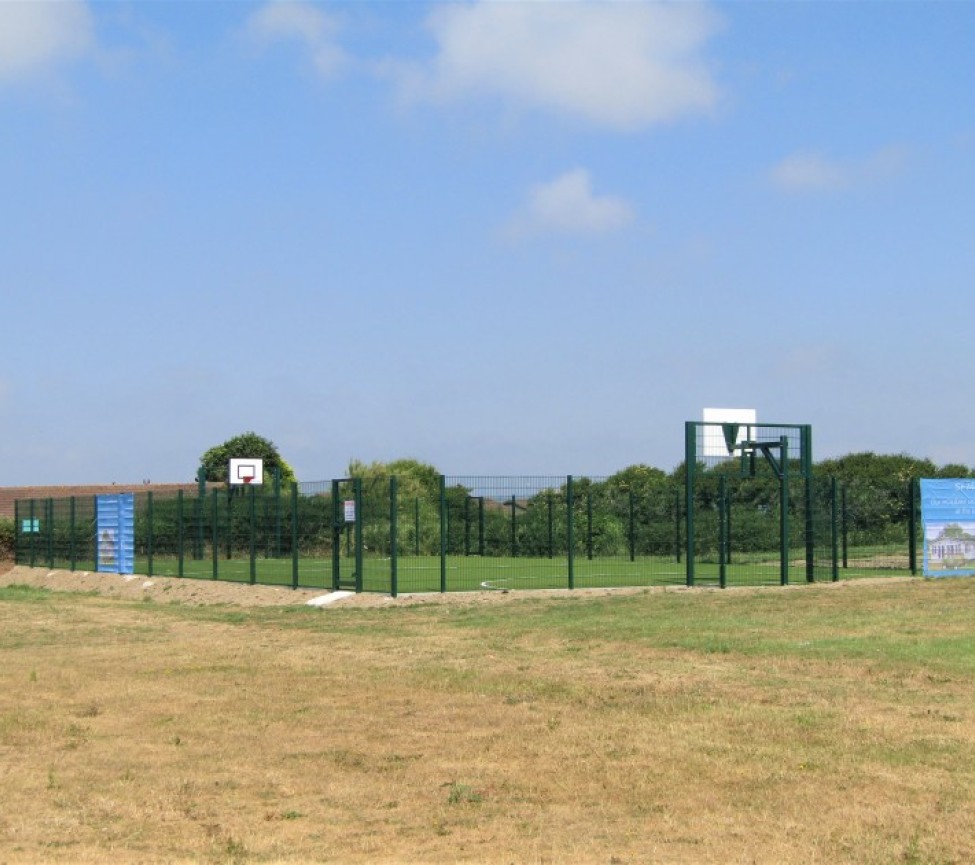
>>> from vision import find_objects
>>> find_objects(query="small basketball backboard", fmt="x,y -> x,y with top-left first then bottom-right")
702,408 -> 757,458
229,458 -> 264,485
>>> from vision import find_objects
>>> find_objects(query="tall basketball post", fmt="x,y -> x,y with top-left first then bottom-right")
779,436 -> 789,586
684,421 -> 696,586
685,417 -> 814,588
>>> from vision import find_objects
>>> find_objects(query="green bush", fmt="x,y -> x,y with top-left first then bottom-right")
0,518 -> 13,559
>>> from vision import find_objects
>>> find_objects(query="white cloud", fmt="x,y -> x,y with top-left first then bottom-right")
770,145 -> 909,194
770,153 -> 846,193
245,1 -> 346,78
508,168 -> 634,237
394,0 -> 720,130
0,0 -> 95,83
862,144 -> 910,181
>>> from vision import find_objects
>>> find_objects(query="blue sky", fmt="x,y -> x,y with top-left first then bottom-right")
2,0 -> 973,485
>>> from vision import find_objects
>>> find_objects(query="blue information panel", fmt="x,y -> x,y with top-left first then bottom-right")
96,493 -> 135,574
920,479 -> 975,578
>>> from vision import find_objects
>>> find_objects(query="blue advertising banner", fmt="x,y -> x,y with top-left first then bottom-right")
96,493 -> 135,574
920,479 -> 975,577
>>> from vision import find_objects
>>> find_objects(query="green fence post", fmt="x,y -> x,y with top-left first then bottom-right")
177,490 -> 185,577
225,486 -> 232,561
509,495 -> 517,558
354,478 -> 363,593
249,485 -> 257,585
726,485 -> 733,566
831,477 -> 839,582
196,466 -> 206,561
331,480 -> 341,592
390,477 -> 398,598
13,500 -> 20,565
46,498 -> 53,568
464,496 -> 471,556
685,422 -> 696,587
803,425 -> 815,583
31,498 -> 39,566
908,478 -> 918,576
567,476 -> 575,590
147,491 -> 154,577
291,483 -> 299,589
191,493 -> 200,562
332,479 -> 342,592
69,496 -> 77,571
274,467 -> 282,559
841,483 -> 849,569
439,476 -> 447,593
211,490 -> 219,580
719,474 -> 727,589
780,436 -> 789,586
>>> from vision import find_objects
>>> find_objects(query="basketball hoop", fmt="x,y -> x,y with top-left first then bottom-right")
229,458 -> 263,486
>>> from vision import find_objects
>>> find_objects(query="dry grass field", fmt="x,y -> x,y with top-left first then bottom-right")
0,563 -> 973,864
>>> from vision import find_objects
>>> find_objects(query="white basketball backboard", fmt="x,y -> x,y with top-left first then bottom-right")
702,408 -> 757,458
229,458 -> 264,485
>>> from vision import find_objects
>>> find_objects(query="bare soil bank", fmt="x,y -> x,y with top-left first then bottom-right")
0,560 -> 913,610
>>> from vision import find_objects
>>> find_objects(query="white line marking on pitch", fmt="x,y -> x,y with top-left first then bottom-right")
306,591 -> 354,607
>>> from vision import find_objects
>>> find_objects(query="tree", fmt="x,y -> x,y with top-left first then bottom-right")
344,457 -> 452,555
815,452 -> 938,485
199,432 -> 296,485
935,463 -> 973,479
346,457 -> 442,504
605,464 -> 668,494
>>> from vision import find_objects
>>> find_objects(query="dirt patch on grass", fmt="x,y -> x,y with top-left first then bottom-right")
0,564 -> 337,607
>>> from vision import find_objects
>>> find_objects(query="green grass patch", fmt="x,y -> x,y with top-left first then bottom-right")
0,584 -> 57,603
1,568 -> 973,863
24,542 -> 916,595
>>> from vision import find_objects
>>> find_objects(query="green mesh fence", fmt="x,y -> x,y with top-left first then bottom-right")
838,478 -> 919,574
14,472 -> 917,594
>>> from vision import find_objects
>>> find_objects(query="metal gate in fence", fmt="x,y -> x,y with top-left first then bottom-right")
331,478 -> 361,592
